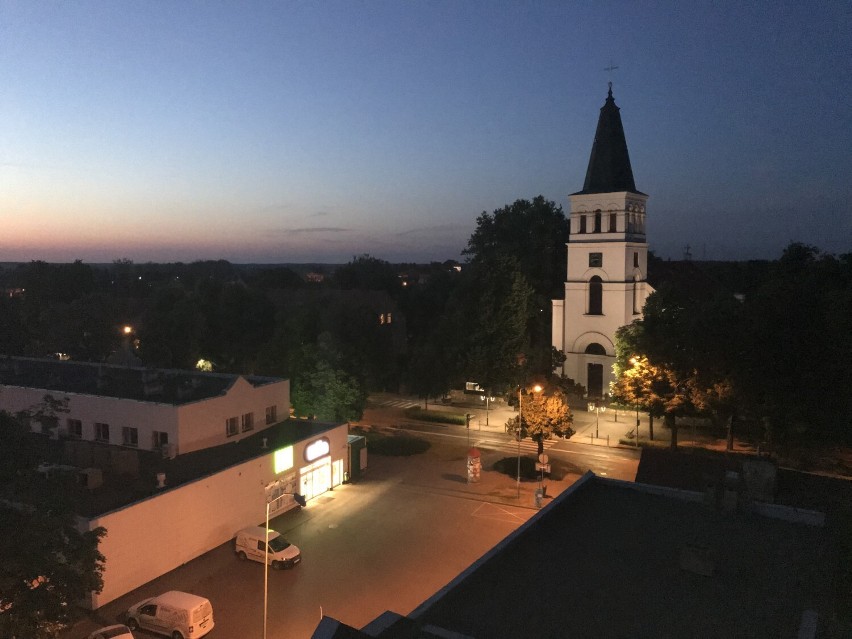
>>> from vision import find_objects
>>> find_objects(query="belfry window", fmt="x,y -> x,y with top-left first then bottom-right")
609,213 -> 617,232
593,210 -> 602,233
579,215 -> 587,233
588,276 -> 603,315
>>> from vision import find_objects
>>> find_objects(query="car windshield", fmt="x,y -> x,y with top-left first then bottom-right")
268,536 -> 291,552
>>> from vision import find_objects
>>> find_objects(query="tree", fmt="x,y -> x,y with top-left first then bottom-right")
447,255 -> 534,397
506,386 -> 574,456
290,338 -> 367,422
463,196 -> 569,377
331,255 -> 400,295
0,412 -> 105,638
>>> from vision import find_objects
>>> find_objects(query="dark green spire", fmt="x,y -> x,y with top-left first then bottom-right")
574,84 -> 641,195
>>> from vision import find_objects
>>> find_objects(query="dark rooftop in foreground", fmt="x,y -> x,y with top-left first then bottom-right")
316,474 -> 837,638
5,419 -> 342,518
0,356 -> 283,405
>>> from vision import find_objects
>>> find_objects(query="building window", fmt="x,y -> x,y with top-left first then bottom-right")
589,253 -> 602,268
122,427 -> 138,447
588,276 -> 603,315
633,280 -> 640,314
634,252 -> 639,267
94,422 -> 110,443
386,312 -> 392,324
579,215 -> 587,233
594,210 -> 602,233
152,431 -> 169,448
67,418 -> 82,439
609,213 -> 617,232
266,405 -> 277,425
241,412 -> 254,432
226,417 -> 238,437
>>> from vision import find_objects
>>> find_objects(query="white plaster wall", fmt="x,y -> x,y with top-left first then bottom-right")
86,422 -> 347,609
0,386 -> 179,449
0,377 -> 290,456
176,378 -> 290,454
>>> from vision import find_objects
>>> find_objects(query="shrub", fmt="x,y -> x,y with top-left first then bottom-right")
366,431 -> 431,456
403,406 -> 467,425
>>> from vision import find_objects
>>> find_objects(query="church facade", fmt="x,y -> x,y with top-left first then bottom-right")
552,86 -> 653,398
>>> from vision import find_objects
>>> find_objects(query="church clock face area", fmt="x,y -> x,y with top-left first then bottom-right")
552,85 -> 653,399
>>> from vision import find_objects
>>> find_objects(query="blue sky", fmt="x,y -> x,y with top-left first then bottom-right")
2,1 -> 850,264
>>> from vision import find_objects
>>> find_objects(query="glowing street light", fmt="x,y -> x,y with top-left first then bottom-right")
516,384 -> 543,499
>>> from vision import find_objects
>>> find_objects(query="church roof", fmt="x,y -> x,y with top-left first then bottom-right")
573,85 -> 644,196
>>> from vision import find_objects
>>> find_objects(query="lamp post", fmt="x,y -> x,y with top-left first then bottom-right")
516,384 -> 542,499
264,485 -> 306,639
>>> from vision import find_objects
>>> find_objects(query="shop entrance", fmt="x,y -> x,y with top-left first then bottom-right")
300,457 -> 331,501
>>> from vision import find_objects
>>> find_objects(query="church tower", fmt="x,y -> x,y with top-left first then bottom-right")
552,85 -> 652,398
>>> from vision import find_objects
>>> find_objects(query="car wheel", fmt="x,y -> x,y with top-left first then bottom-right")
272,560 -> 282,570
127,618 -> 139,631
172,632 -> 184,639
237,551 -> 247,561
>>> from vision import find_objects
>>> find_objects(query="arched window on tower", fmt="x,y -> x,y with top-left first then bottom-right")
609,212 -> 617,232
633,277 -> 640,314
594,210 -> 602,233
588,276 -> 603,315
584,343 -> 607,355
579,215 -> 587,233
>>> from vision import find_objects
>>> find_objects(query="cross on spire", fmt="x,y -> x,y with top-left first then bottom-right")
604,61 -> 619,92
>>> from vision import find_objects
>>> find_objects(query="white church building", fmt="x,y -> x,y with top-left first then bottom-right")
552,85 -> 654,398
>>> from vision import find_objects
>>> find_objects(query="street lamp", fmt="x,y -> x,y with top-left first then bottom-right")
516,384 -> 543,499
264,486 -> 306,639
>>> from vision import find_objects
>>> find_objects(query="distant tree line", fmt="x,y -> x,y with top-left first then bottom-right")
1,206 -> 848,447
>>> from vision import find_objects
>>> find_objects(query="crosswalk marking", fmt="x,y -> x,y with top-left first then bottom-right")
369,398 -> 420,409
473,438 -> 557,454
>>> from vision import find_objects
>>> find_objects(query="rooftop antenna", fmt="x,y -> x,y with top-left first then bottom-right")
683,244 -> 693,261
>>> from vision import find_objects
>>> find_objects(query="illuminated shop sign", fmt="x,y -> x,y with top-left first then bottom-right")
274,446 -> 294,474
305,437 -> 330,462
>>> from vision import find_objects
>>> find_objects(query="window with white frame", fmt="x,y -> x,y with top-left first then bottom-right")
226,417 -> 238,437
266,405 -> 277,424
94,422 -> 110,443
66,418 -> 82,439
242,412 -> 254,432
122,426 -> 138,447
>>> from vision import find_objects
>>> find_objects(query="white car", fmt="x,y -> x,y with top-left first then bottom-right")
86,625 -> 134,639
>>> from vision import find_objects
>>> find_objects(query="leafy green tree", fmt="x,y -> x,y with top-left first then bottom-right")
405,340 -> 453,409
463,196 -> 569,376
448,255 -> 534,397
290,337 -> 367,421
331,255 -> 400,295
0,412 -> 106,638
506,385 -> 574,456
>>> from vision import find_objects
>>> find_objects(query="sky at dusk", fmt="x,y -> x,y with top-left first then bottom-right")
2,1 -> 850,265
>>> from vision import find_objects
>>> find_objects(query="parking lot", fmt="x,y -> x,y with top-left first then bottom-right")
67,440 -> 544,639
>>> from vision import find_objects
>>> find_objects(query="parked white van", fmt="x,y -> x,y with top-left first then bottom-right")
126,590 -> 214,639
235,526 -> 302,569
